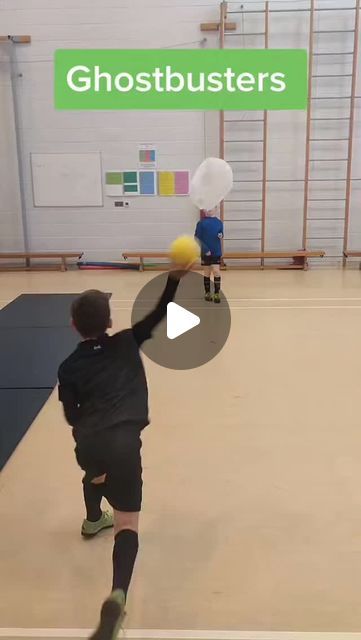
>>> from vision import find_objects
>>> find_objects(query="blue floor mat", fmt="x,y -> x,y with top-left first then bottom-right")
0,293 -> 112,469
0,327 -> 78,388
0,389 -> 52,470
0,294 -> 80,328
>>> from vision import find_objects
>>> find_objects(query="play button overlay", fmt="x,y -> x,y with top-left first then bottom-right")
167,302 -> 200,340
131,271 -> 231,370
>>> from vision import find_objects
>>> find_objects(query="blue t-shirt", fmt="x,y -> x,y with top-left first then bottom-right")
195,217 -> 223,257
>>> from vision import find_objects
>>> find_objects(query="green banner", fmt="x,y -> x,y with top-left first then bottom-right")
55,49 -> 308,110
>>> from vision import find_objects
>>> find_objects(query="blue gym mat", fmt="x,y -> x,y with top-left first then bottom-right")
0,293 -> 111,328
0,326 -> 78,388
0,293 -> 90,469
0,389 -> 51,470
0,294 -> 80,328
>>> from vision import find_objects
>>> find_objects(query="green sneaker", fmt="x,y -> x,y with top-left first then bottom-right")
204,292 -> 213,302
81,510 -> 114,538
213,293 -> 221,304
90,589 -> 126,640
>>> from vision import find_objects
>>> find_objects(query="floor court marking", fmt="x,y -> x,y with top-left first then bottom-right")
4,297 -> 361,303
111,298 -> 361,303
111,305 -> 361,311
1,631 -> 361,640
228,305 -> 361,310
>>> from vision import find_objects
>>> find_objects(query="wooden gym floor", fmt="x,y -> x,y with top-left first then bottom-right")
1,268 -> 361,637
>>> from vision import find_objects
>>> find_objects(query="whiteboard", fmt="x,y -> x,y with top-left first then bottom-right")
31,153 -> 103,207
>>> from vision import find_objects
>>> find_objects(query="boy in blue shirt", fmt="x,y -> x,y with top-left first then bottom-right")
195,207 -> 223,303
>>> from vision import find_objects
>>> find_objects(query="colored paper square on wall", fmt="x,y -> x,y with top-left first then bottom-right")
124,183 -> 139,194
105,171 -> 123,185
139,150 -> 155,163
139,145 -> 157,169
175,171 -> 189,195
139,171 -> 156,195
123,171 -> 138,184
158,171 -> 175,196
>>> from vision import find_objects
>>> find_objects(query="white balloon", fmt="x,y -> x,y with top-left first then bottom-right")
190,157 -> 233,211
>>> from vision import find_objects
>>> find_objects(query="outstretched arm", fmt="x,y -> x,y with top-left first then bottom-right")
132,272 -> 181,346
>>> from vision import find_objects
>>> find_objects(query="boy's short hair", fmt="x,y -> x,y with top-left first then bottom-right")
71,289 -> 110,338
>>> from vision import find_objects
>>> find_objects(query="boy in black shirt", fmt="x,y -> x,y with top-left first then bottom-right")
58,268 -> 188,640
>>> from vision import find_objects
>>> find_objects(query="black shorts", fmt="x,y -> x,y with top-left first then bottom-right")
201,255 -> 222,266
75,427 -> 142,512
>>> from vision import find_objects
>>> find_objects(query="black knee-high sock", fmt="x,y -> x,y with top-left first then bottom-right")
82,479 -> 103,522
204,276 -> 211,294
214,276 -> 221,294
112,529 -> 139,596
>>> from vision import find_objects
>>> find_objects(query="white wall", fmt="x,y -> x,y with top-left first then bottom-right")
0,42 -> 24,252
1,0 -> 361,261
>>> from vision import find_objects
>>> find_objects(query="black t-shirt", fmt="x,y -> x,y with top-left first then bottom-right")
58,275 -> 179,443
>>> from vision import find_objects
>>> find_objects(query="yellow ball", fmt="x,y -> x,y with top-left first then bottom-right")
169,235 -> 200,266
